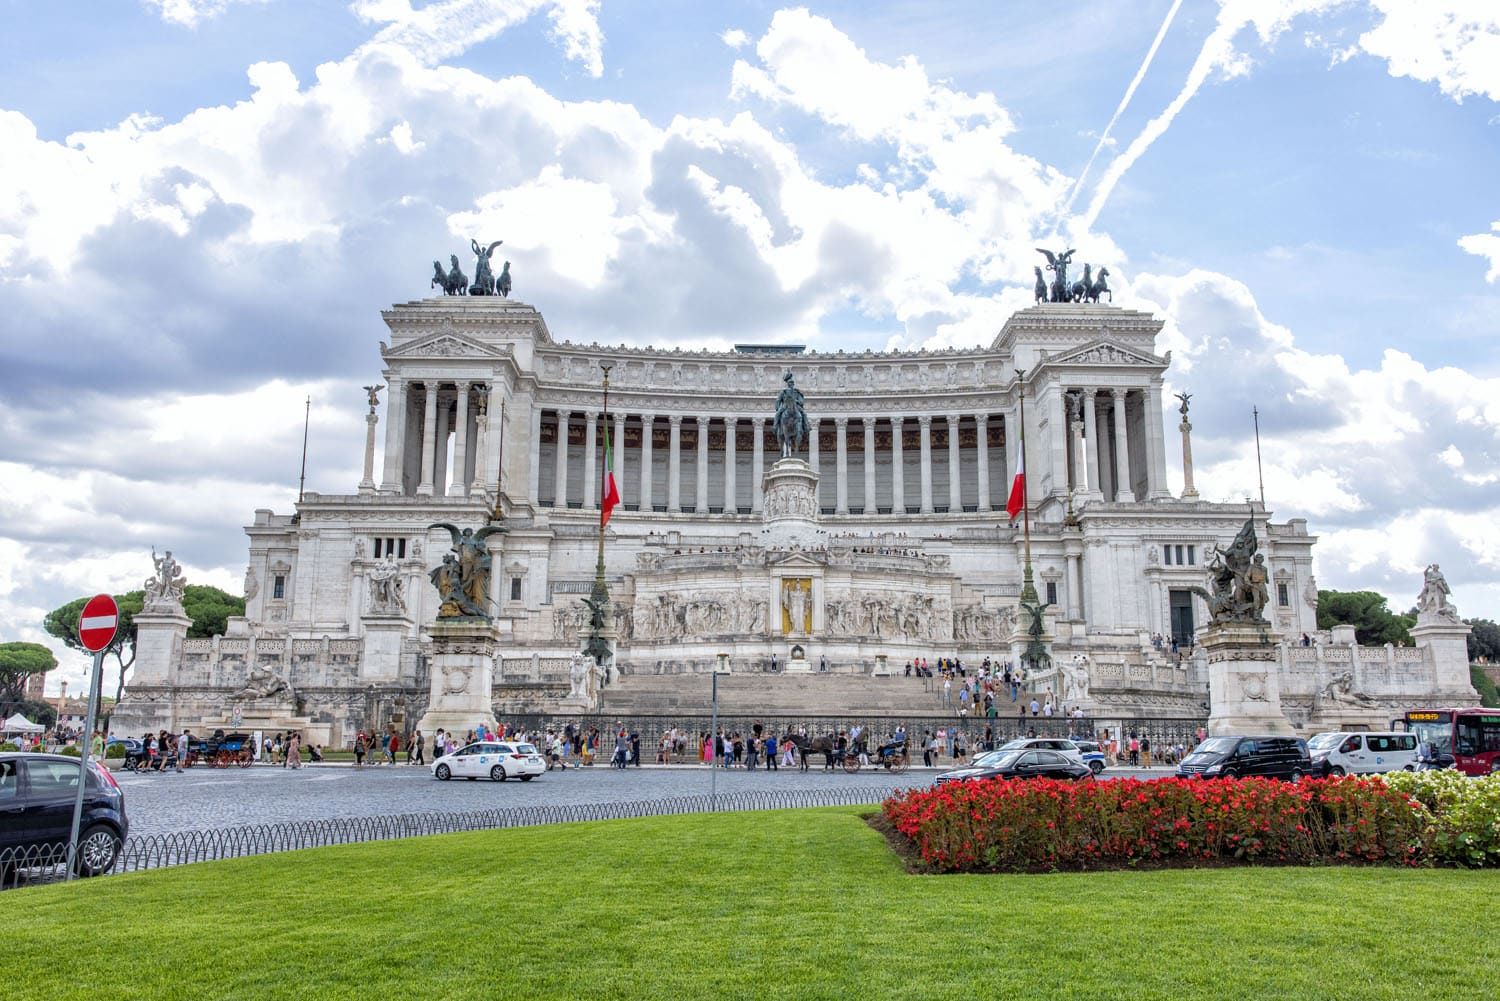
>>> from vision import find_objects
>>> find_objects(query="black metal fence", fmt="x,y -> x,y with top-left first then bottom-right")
0,786 -> 896,891
495,712 -> 1208,759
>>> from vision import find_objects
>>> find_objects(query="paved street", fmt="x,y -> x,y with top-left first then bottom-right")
113,761 -> 1173,838
112,763 -> 922,837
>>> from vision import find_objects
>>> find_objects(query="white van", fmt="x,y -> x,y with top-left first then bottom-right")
1307,731 -> 1419,776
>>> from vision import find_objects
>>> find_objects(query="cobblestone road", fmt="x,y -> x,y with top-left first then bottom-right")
113,763 -> 927,837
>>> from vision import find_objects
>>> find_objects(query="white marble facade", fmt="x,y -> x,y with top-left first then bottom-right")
243,297 -> 1332,712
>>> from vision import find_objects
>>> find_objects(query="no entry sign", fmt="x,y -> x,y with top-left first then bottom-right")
78,593 -> 119,653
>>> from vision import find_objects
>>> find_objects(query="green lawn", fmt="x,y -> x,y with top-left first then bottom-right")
9,807 -> 1498,1000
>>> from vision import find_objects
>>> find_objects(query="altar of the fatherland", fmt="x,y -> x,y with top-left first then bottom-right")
112,293 -> 1477,745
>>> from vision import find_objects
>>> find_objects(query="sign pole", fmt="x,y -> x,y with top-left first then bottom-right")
66,650 -> 105,881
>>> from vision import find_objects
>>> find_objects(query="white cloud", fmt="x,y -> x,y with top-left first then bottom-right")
1358,0 -> 1500,103
1459,222 -> 1500,282
350,0 -> 604,73
141,0 -> 269,27
721,28 -> 750,49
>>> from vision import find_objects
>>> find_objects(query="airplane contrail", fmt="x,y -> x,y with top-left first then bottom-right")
1057,0 -> 1185,230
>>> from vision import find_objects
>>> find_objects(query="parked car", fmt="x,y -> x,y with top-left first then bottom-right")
1176,736 -> 1312,781
432,741 -> 545,782
1307,731 -> 1419,776
997,737 -> 1085,767
0,752 -> 129,884
935,748 -> 1093,785
1071,739 -> 1107,775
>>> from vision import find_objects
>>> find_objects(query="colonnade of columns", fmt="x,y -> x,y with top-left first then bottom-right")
535,409 -> 1015,515
1060,386 -> 1165,502
380,379 -> 502,498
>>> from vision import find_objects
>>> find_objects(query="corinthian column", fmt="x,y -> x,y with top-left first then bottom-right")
1112,388 -> 1132,502
360,393 -> 379,494
695,416 -> 709,514
448,382 -> 469,497
834,417 -> 849,515
554,411 -> 570,508
379,376 -> 403,493
640,414 -> 655,512
668,415 -> 682,512
862,419 -> 877,514
416,383 -> 437,497
751,417 -> 766,513
582,410 -> 598,510
723,417 -> 737,514
1179,395 -> 1199,499
975,414 -> 990,512
891,417 -> 906,515
1082,388 -> 1101,499
947,414 -> 963,512
918,415 -> 933,514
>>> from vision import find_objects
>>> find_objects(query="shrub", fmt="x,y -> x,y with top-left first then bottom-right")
0,742 -> 17,752
1381,771 -> 1500,867
883,776 -> 1431,872
58,745 -> 82,758
104,742 -> 126,759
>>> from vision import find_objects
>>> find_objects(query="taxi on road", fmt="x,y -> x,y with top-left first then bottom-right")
432,741 -> 545,782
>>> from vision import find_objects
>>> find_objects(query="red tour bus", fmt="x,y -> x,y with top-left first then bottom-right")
1401,709 -> 1500,777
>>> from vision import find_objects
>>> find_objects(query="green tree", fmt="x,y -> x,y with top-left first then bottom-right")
10,698 -> 57,729
1316,590 -> 1415,646
1466,618 -> 1500,664
42,586 -> 244,722
0,641 -> 58,712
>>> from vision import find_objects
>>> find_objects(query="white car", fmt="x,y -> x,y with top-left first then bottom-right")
432,741 -> 545,782
997,737 -> 1085,767
1307,731 -> 1419,776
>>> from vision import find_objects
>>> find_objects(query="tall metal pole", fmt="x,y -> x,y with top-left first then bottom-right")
1015,369 -> 1038,605
297,395 -> 311,503
66,650 -> 104,881
592,365 -> 613,606
1252,405 -> 1266,510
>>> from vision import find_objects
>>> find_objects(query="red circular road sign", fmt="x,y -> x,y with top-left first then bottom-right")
78,593 -> 119,653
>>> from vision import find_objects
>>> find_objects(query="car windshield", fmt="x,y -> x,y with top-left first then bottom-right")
998,738 -> 1032,751
1190,737 -> 1240,756
516,744 -> 537,754
1307,733 -> 1344,750
973,750 -> 1025,769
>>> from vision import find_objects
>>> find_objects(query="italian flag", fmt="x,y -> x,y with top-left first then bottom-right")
1005,448 -> 1025,521
600,419 -> 620,527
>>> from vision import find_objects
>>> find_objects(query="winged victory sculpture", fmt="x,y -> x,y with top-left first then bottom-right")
427,522 -> 507,618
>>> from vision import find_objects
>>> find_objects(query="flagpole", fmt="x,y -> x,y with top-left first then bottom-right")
1252,405 -> 1266,510
592,364 -> 613,606
1015,368 -> 1038,605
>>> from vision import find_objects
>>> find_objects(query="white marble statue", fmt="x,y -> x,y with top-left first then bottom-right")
367,558 -> 406,614
144,546 -> 187,608
1417,564 -> 1461,622
1061,653 -> 1091,703
568,653 -> 590,699
783,581 -> 809,635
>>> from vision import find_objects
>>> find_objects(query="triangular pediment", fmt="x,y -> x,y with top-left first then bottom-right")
382,331 -> 507,361
769,549 -> 826,569
1045,338 -> 1164,368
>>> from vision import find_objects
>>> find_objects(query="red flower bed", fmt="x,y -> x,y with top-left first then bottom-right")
882,776 -> 1431,872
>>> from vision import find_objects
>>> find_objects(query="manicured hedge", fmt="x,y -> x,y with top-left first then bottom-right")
883,775 -> 1432,872
1383,770 -> 1500,867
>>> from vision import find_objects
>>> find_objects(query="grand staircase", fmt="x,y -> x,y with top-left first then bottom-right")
599,672 -> 948,716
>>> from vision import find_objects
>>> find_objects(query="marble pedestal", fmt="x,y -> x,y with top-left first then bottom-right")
199,698 -> 333,747
361,612 -> 411,682
1203,622 -> 1295,736
784,642 -> 812,673
416,619 -> 499,736
761,457 -> 820,548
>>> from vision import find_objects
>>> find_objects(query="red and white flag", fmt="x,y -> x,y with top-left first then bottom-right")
600,420 -> 620,527
1005,448 -> 1025,521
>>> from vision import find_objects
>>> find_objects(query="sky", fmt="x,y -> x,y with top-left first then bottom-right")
2,0 -> 1499,697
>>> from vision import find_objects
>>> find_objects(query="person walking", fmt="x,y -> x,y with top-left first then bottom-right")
413,730 -> 425,766
353,732 -> 366,768
765,732 -> 778,771
176,728 -> 191,772
287,731 -> 302,769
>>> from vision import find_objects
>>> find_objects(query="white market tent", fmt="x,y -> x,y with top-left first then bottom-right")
2,713 -> 45,735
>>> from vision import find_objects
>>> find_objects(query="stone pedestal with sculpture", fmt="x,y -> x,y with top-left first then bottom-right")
416,618 -> 500,735
1198,519 -> 1296,736
111,549 -> 193,733
1410,563 -> 1477,697
1204,623 -> 1295,736
361,557 -> 411,682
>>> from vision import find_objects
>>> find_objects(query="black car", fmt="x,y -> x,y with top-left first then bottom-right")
0,753 -> 129,884
935,748 -> 1093,785
1176,736 -> 1312,781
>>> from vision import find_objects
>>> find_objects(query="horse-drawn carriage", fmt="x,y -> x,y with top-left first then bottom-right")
196,731 -> 256,768
794,734 -> 909,774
